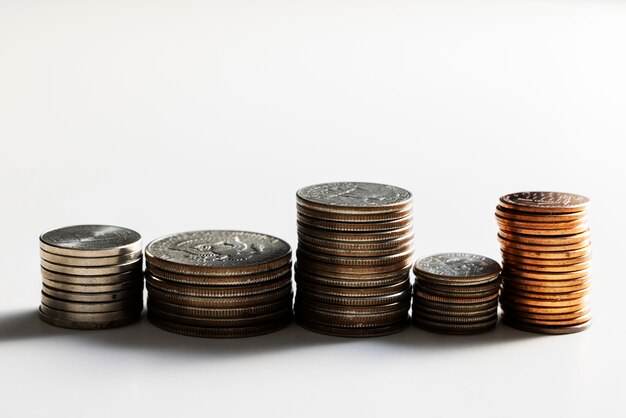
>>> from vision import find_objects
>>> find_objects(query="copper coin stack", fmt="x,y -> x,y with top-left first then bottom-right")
294,182 -> 414,337
145,230 -> 293,338
38,225 -> 143,330
497,191 -> 592,334
412,253 -> 502,334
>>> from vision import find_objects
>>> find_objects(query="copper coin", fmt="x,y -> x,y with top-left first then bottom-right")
500,306 -> 590,321
503,265 -> 591,280
502,260 -> 592,273
495,214 -> 588,230
500,285 -> 591,301
500,251 -> 592,266
296,287 -> 411,307
499,292 -> 589,307
501,274 -> 592,288
297,204 -> 413,222
296,276 -> 410,297
147,297 -> 293,318
497,223 -> 589,236
496,206 -> 588,223
502,316 -> 591,334
145,272 -> 292,298
498,236 -> 591,252
146,283 -> 293,308
297,231 -> 414,251
296,318 -> 409,337
297,240 -> 414,258
501,279 -> 591,294
148,304 -> 293,327
294,266 -> 409,288
502,311 -> 591,326
499,299 -> 588,314
498,230 -> 591,246
500,245 -> 591,260
297,223 -> 413,242
148,312 -> 292,338
38,308 -> 140,330
499,192 -> 589,213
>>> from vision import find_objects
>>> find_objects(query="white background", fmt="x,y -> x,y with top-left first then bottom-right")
1,1 -> 625,417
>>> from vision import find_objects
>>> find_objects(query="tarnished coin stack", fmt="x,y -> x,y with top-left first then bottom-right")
39,225 -> 143,329
145,230 -> 293,338
497,192 -> 592,334
294,182 -> 414,337
412,253 -> 502,334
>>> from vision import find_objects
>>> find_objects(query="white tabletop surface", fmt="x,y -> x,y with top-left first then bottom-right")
1,1 -> 625,417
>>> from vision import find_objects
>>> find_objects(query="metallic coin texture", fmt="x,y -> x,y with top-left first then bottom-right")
499,192 -> 590,213
414,253 -> 501,279
40,225 -> 142,257
297,182 -> 412,210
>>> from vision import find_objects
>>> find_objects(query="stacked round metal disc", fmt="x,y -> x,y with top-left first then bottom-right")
39,225 -> 143,329
497,191 -> 592,334
294,182 -> 414,337
412,253 -> 502,334
145,230 -> 293,338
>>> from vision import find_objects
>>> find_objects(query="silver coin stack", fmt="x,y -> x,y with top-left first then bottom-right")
39,225 -> 144,329
294,182 -> 414,337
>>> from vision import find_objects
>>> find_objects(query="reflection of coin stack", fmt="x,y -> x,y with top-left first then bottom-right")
294,182 -> 414,337
412,253 -> 502,334
145,231 -> 293,338
39,225 -> 143,329
497,192 -> 592,334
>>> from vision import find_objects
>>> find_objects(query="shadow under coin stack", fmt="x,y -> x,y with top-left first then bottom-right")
39,225 -> 143,329
145,231 -> 293,338
294,182 -> 414,337
497,192 -> 592,334
412,253 -> 502,334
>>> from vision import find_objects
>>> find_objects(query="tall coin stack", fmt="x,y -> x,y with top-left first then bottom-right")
496,192 -> 592,334
39,225 -> 143,329
145,230 -> 293,338
294,182 -> 414,337
412,253 -> 502,334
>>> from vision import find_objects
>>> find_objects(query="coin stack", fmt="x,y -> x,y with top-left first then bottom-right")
496,192 -> 592,334
294,182 -> 414,337
145,230 -> 293,338
412,253 -> 501,334
39,225 -> 143,329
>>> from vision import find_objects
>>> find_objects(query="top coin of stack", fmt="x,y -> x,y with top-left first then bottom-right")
145,230 -> 293,338
412,253 -> 502,334
294,182 -> 414,337
496,192 -> 592,334
38,225 -> 144,329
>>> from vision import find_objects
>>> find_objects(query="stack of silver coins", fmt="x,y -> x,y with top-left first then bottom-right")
412,253 -> 502,334
294,182 -> 414,337
145,230 -> 293,338
39,225 -> 143,329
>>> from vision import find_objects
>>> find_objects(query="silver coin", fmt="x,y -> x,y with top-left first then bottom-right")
38,308 -> 140,330
42,277 -> 141,293
146,230 -> 291,274
42,285 -> 143,303
415,253 -> 501,279
40,225 -> 141,257
40,249 -> 142,267
40,303 -> 142,322
41,258 -> 142,276
41,293 -> 141,313
297,182 -> 412,211
40,266 -> 142,285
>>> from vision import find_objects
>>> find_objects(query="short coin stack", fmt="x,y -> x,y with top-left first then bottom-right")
412,253 -> 502,334
497,191 -> 592,334
145,230 -> 293,338
294,182 -> 414,337
39,225 -> 143,329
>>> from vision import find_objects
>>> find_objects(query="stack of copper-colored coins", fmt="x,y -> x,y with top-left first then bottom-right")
496,192 -> 592,334
145,230 -> 293,338
294,182 -> 414,337
412,253 -> 502,334
38,225 -> 143,329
